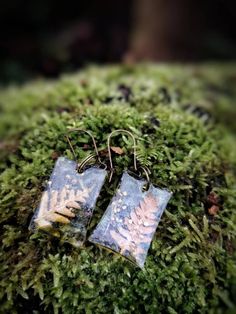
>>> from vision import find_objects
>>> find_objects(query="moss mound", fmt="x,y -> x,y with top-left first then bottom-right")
0,64 -> 236,313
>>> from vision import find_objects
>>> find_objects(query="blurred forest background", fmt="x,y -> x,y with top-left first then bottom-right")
1,0 -> 236,85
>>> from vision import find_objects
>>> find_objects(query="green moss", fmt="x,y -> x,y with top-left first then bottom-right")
0,64 -> 236,313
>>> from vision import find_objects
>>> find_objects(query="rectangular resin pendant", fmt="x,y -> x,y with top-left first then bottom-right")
30,157 -> 106,247
89,172 -> 172,268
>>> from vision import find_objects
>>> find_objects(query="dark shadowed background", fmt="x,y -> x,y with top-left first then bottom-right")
1,0 -> 236,85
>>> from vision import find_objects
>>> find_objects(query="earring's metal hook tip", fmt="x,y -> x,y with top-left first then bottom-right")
108,168 -> 115,183
65,128 -> 101,171
107,129 -> 137,180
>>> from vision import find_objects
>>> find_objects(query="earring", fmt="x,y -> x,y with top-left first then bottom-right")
29,129 -> 107,247
89,129 -> 172,268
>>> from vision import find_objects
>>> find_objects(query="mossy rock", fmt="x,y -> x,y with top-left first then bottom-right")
0,64 -> 236,314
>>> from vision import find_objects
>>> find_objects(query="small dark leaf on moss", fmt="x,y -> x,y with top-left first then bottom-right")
150,117 -> 160,127
207,191 -> 220,206
104,96 -> 114,104
51,151 -> 60,160
118,84 -> 132,101
183,104 -> 212,122
84,98 -> 93,105
158,87 -> 171,104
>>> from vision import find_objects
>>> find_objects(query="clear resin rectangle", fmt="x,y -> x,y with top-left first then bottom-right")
30,157 -> 107,247
89,172 -> 172,268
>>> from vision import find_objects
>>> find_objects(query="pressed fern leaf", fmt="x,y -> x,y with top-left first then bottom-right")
110,193 -> 159,263
31,157 -> 107,247
90,171 -> 171,268
35,186 -> 90,229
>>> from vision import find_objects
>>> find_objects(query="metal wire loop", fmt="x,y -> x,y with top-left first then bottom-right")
65,128 -> 101,170
107,129 -> 137,182
139,166 -> 151,191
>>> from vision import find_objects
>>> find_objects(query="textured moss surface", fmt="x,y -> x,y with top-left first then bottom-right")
0,64 -> 236,313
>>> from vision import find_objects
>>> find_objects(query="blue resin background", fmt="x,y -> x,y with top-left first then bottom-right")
89,172 -> 172,268
30,157 -> 107,247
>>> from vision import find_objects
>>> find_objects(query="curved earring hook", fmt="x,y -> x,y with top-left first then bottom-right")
107,129 -> 137,182
139,166 -> 151,190
65,128 -> 101,168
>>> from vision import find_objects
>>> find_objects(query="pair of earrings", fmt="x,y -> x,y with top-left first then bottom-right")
30,129 -> 172,268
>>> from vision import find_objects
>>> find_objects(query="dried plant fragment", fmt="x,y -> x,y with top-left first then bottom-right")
110,194 -> 158,264
208,205 -> 219,216
35,186 -> 90,229
110,146 -> 124,155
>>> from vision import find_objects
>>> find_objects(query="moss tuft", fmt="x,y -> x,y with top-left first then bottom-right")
0,64 -> 236,313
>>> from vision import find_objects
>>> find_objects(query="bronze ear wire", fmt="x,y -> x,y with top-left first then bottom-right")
107,129 -> 137,182
65,128 -> 104,172
139,166 -> 151,191
107,129 -> 150,188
